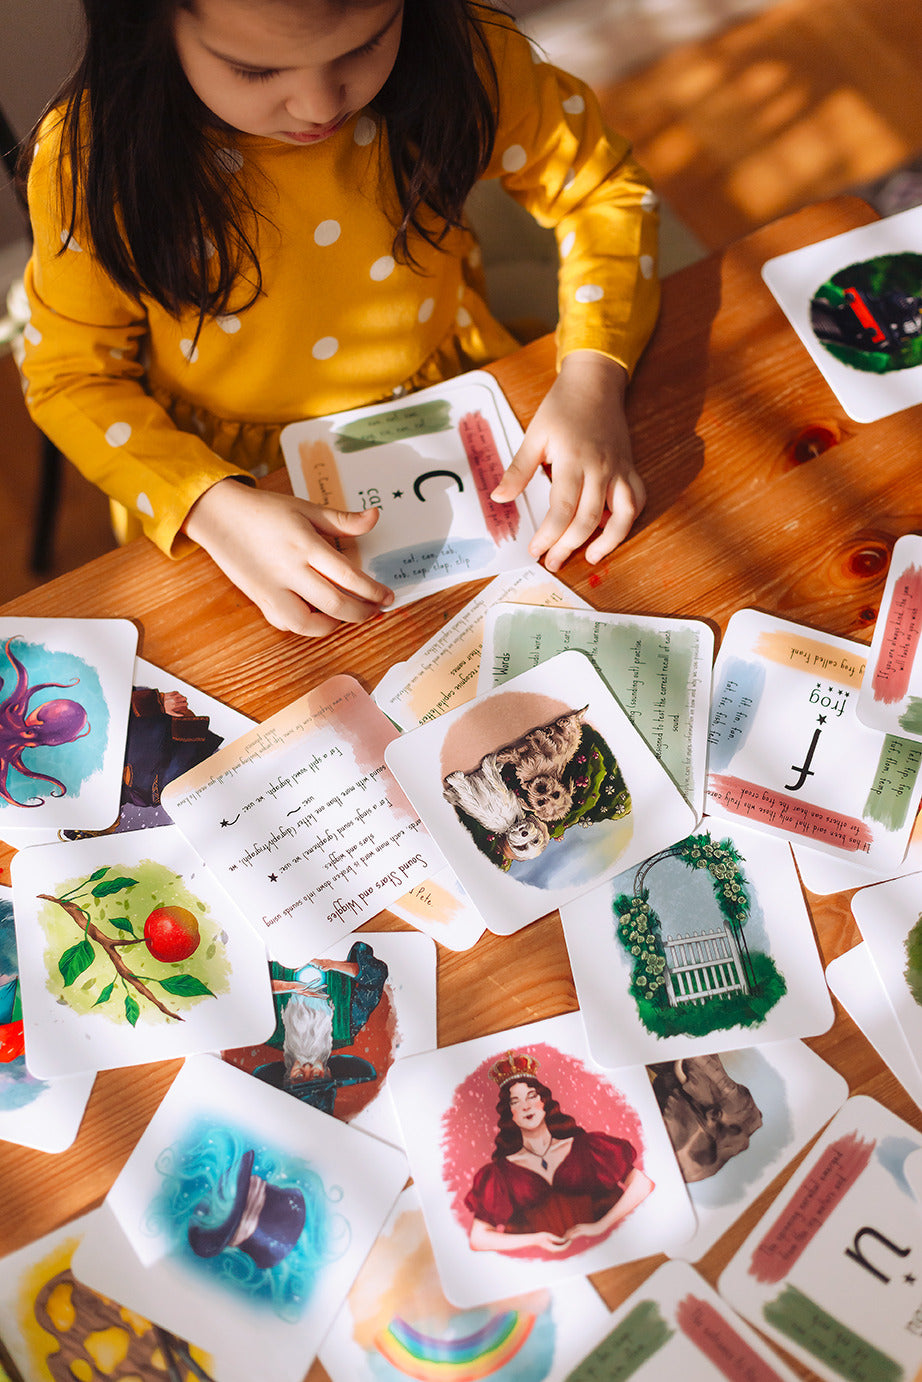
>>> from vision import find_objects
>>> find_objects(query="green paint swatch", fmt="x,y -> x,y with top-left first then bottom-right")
334,400 -> 453,450
567,1300 -> 673,1380
899,696 -> 922,736
763,1284 -> 903,1382
863,734 -> 922,830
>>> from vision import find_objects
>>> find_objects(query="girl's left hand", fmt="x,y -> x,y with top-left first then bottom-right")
490,350 -> 644,573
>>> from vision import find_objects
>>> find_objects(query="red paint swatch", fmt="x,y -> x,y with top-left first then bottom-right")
676,1294 -> 783,1380
459,412 -> 520,544
871,563 -> 922,704
707,775 -> 874,852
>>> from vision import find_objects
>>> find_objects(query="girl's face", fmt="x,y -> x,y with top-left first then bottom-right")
508,1081 -> 547,1133
173,0 -> 404,145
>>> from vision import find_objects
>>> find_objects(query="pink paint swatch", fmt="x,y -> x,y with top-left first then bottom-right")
707,776 -> 874,852
459,412 -> 520,544
676,1294 -> 785,1380
871,563 -> 922,704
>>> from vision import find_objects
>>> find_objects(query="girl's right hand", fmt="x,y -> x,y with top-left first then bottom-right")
182,479 -> 394,637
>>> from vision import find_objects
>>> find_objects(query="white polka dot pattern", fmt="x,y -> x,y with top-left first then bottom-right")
575,284 -> 604,303
312,336 -> 338,360
562,94 -> 585,115
136,492 -> 154,517
105,421 -> 132,447
501,144 -> 527,173
418,298 -> 435,323
640,255 -> 655,279
179,339 -> 199,363
559,230 -> 576,259
314,220 -> 341,246
370,255 -> 395,281
217,315 -> 241,333
354,116 -> 376,146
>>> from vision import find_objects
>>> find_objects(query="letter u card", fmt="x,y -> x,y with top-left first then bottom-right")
281,374 -> 550,608
719,1095 -> 922,1382
706,609 -> 922,869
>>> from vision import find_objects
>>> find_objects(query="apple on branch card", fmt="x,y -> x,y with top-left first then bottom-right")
762,206 -> 922,423
706,609 -> 922,869
11,825 -> 274,1078
568,1259 -> 802,1382
281,374 -> 551,608
825,942 -> 922,1111
0,884 -> 94,1152
222,930 -> 436,1152
72,1054 -> 409,1382
718,1095 -> 922,1382
850,872 -> 922,1091
561,819 -> 833,1069
0,618 -> 136,835
318,1183 -> 614,1382
388,1011 -> 695,1309
651,1041 -> 848,1263
0,1210 -> 230,1382
478,604 -> 714,815
372,565 -> 590,731
858,534 -> 922,740
161,675 -> 443,965
385,651 -> 696,935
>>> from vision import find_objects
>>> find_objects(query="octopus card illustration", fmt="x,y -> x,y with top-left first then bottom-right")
385,651 -> 696,936
762,205 -> 922,421
851,872 -> 922,1091
561,819 -> 833,1067
826,943 -> 922,1112
0,618 -> 136,835
318,1184 -> 613,1382
0,884 -> 94,1152
73,1055 -> 408,1382
372,564 -> 590,731
162,675 -> 443,965
12,826 -> 274,1078
706,609 -> 922,869
653,1042 -> 847,1262
478,604 -> 713,813
281,374 -> 551,608
223,930 -> 436,1151
389,1011 -> 694,1308
858,534 -> 922,741
719,1095 -> 922,1382
569,1259 -> 800,1381
0,1210 -> 226,1382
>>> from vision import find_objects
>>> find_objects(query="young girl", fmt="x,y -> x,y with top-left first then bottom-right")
20,0 -> 659,637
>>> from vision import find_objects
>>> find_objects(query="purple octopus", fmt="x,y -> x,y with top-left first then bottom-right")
0,638 -> 90,807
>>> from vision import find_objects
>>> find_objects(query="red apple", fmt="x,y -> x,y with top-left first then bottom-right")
143,905 -> 201,963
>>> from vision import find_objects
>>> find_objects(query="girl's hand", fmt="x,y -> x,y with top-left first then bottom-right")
182,480 -> 394,637
490,350 -> 644,573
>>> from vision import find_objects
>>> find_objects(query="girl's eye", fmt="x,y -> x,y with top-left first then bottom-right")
351,33 -> 383,59
232,66 -> 280,83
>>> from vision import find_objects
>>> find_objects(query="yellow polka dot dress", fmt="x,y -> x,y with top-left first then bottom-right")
22,18 -> 659,557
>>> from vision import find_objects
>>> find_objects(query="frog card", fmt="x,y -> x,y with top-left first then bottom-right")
706,609 -> 922,869
719,1095 -> 922,1382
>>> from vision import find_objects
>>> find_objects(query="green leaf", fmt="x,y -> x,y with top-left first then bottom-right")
155,974 -> 215,998
125,993 -> 140,1026
92,876 -> 138,898
108,916 -> 135,935
87,866 -> 111,882
93,980 -> 116,1007
59,939 -> 95,987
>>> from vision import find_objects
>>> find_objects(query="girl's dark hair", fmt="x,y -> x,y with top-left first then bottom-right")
20,0 -> 501,327
492,1076 -> 581,1160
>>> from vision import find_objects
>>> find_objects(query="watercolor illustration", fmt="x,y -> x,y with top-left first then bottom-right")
647,1054 -> 763,1182
903,912 -> 922,1006
224,940 -> 395,1118
149,1121 -> 349,1322
810,252 -> 922,374
442,1045 -> 651,1263
36,861 -> 231,1025
442,704 -> 631,875
0,894 -> 46,1111
0,636 -> 103,809
612,831 -> 787,1038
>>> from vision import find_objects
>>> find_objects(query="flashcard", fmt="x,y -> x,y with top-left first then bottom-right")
561,819 -> 833,1069
318,1184 -> 613,1382
719,1095 -> 922,1382
0,885 -> 93,1152
0,1210 -> 228,1382
707,609 -> 922,868
650,1042 -> 848,1262
569,1258 -> 800,1381
851,872 -> 922,1089
281,374 -> 551,607
386,864 -> 486,951
825,942 -> 922,1110
478,604 -> 713,813
0,618 -> 136,834
161,676 -> 443,965
858,534 -> 922,739
792,808 -> 922,893
385,651 -> 696,936
222,930 -> 436,1151
373,565 -> 590,731
12,825 -> 274,1078
389,1011 -> 695,1308
74,1054 -> 408,1382
762,205 -> 922,422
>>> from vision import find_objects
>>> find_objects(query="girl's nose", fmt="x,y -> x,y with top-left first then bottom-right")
285,70 -> 346,128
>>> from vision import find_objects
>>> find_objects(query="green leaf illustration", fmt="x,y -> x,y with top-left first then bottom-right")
108,916 -> 135,935
125,994 -> 140,1026
87,867 -> 111,882
93,980 -> 116,1007
59,939 -> 96,987
155,974 -> 215,998
92,876 -> 139,898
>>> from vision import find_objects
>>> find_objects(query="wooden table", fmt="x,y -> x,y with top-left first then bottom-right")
0,195 -> 918,1381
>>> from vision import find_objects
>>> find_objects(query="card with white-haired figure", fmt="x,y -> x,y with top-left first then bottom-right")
384,651 -> 696,935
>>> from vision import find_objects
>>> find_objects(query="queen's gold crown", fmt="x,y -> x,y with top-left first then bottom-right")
489,1050 -> 540,1086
